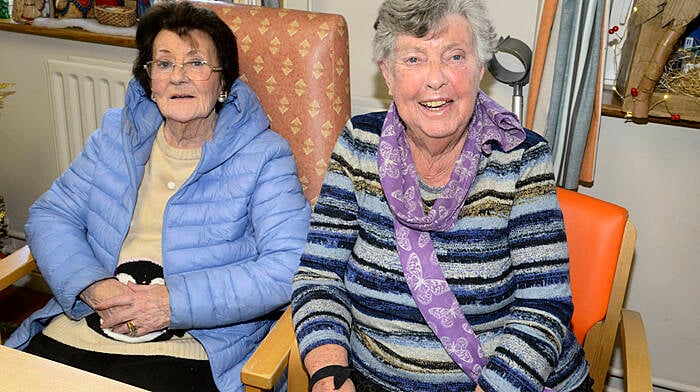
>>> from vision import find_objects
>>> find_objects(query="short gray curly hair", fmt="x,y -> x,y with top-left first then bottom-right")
372,0 -> 497,66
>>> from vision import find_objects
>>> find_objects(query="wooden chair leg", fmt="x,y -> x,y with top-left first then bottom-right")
620,309 -> 652,392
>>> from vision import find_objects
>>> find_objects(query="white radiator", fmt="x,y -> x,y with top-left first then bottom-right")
47,56 -> 132,173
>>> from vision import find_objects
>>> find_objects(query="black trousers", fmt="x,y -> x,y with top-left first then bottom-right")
25,332 -> 218,392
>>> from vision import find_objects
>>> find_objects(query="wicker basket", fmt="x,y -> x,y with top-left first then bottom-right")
95,6 -> 136,27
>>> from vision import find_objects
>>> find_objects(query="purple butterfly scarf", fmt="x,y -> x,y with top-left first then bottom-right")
378,91 -> 527,383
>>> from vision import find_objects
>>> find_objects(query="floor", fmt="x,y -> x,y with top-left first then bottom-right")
0,285 -> 52,342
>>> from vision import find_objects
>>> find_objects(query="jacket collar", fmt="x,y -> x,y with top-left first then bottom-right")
122,78 -> 271,173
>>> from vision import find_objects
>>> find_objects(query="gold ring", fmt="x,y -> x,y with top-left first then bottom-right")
126,320 -> 137,336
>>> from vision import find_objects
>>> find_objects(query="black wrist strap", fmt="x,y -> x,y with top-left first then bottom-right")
308,365 -> 354,391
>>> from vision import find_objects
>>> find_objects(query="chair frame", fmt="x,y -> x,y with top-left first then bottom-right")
0,245 -> 35,294
580,222 -> 651,392
0,245 -> 37,344
580,221 -> 639,390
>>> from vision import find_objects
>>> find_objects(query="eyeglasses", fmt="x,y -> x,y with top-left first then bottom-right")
143,60 -> 223,81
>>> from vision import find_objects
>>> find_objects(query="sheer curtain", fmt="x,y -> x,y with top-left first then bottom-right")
526,0 -> 609,189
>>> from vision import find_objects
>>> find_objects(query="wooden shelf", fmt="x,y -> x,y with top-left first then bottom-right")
0,19 -> 135,47
602,87 -> 700,129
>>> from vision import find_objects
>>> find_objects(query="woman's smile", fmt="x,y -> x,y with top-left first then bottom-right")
419,98 -> 453,110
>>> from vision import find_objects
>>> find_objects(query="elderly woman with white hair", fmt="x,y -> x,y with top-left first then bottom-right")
291,0 -> 594,391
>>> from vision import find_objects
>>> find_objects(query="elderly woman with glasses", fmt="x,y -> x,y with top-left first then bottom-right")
291,0 -> 593,391
4,1 -> 310,391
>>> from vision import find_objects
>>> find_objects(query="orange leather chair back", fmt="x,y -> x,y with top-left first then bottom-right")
196,1 -> 351,206
556,188 -> 629,344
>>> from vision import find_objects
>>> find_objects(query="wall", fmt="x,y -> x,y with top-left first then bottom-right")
582,117 -> 700,391
1,0 -> 699,390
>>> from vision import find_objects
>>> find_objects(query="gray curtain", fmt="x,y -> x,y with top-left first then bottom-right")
544,0 -> 604,189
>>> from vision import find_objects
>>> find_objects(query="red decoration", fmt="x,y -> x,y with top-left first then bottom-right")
630,87 -> 638,97
671,114 -> 681,121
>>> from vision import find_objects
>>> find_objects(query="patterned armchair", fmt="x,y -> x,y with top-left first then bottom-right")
197,0 -> 351,205
193,4 -> 352,389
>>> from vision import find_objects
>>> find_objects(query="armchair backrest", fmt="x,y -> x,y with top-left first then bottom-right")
190,3 -> 350,390
195,1 -> 351,206
556,187 -> 638,391
557,187 -> 629,343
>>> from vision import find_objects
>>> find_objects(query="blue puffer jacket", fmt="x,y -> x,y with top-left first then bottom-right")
5,78 -> 311,391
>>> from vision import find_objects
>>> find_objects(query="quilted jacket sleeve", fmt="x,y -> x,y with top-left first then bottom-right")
25,128 -> 116,320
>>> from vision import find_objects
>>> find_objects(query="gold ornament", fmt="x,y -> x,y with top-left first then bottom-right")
0,83 -> 15,109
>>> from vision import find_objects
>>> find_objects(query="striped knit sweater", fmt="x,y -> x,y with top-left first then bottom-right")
291,111 -> 589,392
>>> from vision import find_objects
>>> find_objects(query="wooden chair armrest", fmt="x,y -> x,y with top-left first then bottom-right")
241,306 -> 295,392
619,309 -> 652,392
0,245 -> 36,292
